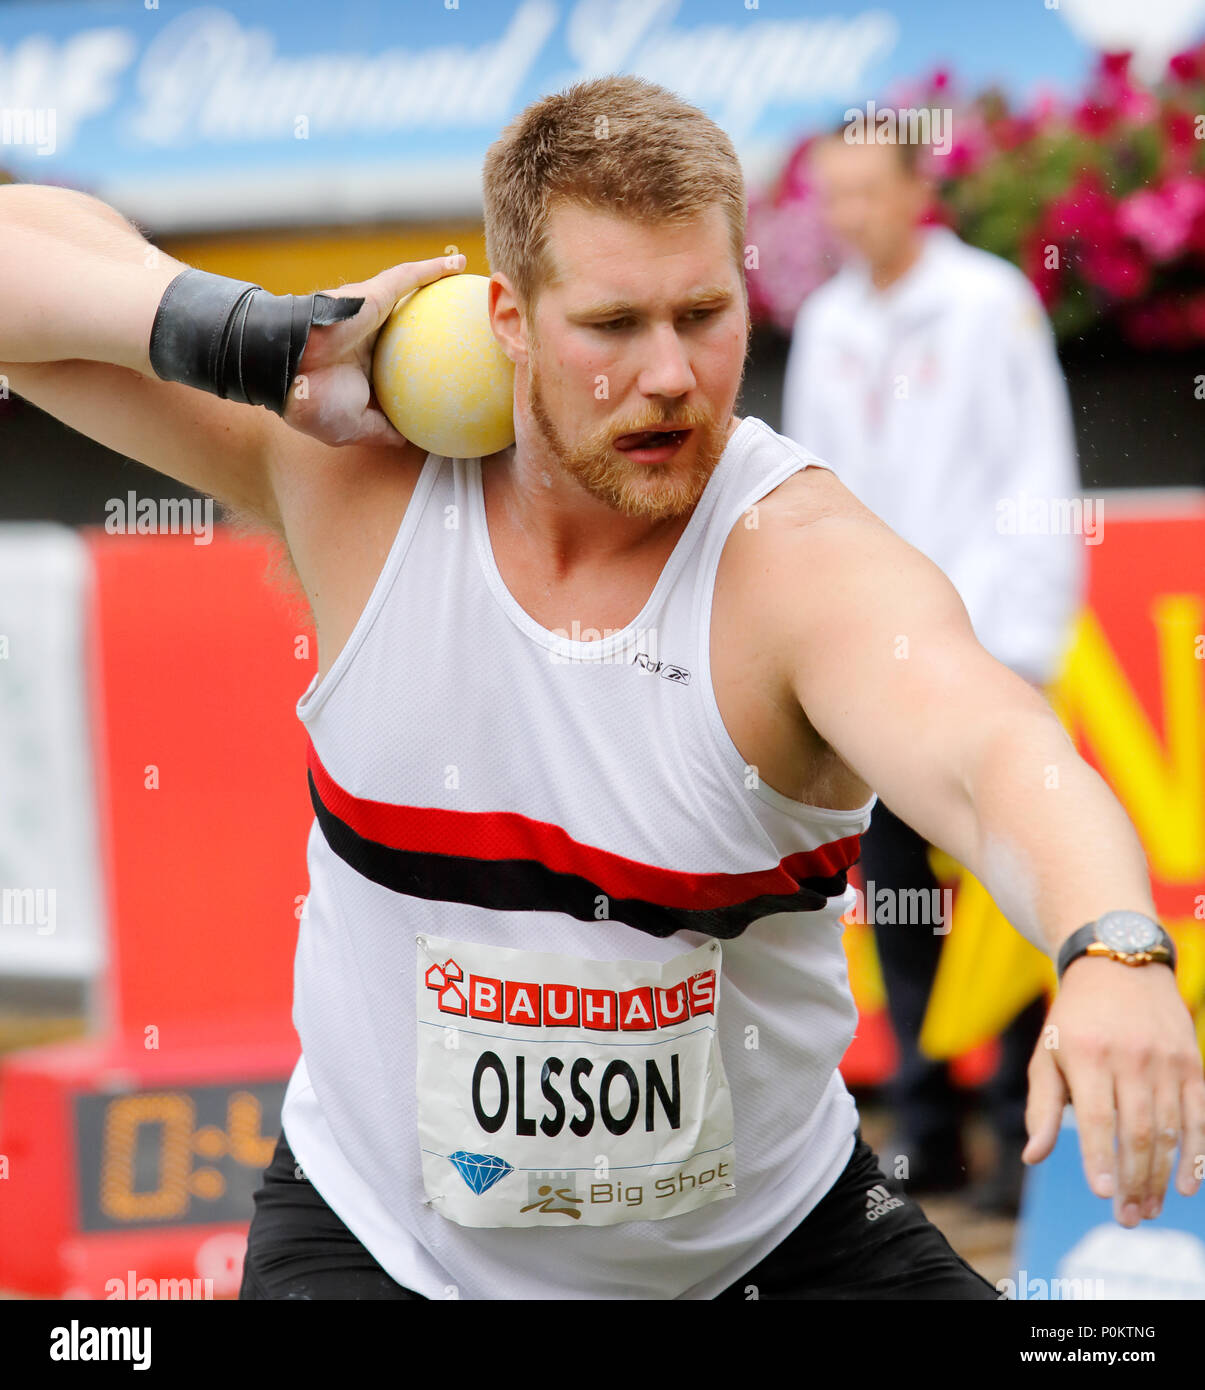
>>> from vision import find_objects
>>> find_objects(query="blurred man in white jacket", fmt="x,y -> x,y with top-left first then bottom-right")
782,129 -> 1086,1215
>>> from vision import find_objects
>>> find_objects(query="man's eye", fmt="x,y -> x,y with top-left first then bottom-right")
594,310 -> 717,331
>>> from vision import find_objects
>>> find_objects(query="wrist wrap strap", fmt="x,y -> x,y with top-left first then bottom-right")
148,267 -> 364,415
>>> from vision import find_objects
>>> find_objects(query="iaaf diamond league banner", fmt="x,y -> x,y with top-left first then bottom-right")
0,0 -> 1156,232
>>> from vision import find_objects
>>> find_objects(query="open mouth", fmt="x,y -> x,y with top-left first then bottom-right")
614,427 -> 692,453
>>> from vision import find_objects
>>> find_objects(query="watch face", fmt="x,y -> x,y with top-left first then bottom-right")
1098,911 -> 1160,953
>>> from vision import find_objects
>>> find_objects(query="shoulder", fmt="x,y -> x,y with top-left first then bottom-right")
791,269 -> 857,336
936,233 -> 1040,316
729,423 -> 878,529
714,460 -> 983,769
717,450 -> 889,611
748,459 -> 867,531
722,456 -> 971,645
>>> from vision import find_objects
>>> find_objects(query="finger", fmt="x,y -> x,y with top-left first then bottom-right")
315,255 -> 467,341
1113,1068 -> 1155,1226
1175,1073 -> 1205,1198
1145,1070 -> 1183,1218
1061,1058 -> 1117,1199
347,404 -> 410,449
1021,1039 -> 1068,1165
367,254 -> 467,323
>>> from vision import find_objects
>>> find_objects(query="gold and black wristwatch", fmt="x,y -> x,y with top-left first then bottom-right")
1056,910 -> 1176,983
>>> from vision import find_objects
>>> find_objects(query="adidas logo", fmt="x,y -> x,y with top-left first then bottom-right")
865,1183 -> 904,1221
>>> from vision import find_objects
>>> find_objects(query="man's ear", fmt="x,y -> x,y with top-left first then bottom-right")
489,273 -> 529,366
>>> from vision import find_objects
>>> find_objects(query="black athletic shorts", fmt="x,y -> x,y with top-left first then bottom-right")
239,1127 -> 1002,1300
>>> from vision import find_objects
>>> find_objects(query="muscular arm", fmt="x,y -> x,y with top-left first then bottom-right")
771,486 -> 1203,1221
0,184 -> 279,525
0,184 -> 182,370
782,510 -> 1153,956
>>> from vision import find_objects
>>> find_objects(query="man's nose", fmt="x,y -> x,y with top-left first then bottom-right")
636,321 -> 697,399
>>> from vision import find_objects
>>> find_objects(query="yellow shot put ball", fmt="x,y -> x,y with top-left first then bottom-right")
371,272 -> 515,459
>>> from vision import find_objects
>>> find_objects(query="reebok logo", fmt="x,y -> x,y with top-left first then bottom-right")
865,1184 -> 904,1221
632,652 -> 691,684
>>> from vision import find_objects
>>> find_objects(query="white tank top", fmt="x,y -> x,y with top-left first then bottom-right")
282,415 -> 877,1299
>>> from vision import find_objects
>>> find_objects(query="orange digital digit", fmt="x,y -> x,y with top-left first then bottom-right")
227,1090 -> 276,1168
98,1092 -> 196,1222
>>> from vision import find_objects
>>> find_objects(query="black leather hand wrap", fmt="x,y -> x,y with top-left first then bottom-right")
148,267 -> 365,416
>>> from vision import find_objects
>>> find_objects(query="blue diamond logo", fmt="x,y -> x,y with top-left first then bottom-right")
448,1151 -> 513,1195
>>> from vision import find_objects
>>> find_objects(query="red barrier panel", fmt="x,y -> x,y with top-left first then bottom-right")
87,529 -> 311,1035
0,530 -> 312,1297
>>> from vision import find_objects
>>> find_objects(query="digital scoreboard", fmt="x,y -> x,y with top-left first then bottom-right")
74,1081 -> 284,1233
0,1032 -> 297,1298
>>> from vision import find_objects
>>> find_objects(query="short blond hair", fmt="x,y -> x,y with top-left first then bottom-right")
482,75 -> 747,319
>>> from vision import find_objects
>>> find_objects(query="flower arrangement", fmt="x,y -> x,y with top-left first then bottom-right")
747,48 -> 1205,349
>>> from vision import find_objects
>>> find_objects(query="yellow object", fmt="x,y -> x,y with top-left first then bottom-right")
842,919 -> 887,1014
371,273 -> 515,459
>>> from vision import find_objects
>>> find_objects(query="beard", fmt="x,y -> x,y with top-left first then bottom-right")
525,356 -> 738,524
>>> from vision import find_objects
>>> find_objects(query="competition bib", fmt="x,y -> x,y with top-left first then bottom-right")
415,934 -> 735,1228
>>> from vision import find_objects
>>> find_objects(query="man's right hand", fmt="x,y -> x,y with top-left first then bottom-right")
282,251 -> 467,449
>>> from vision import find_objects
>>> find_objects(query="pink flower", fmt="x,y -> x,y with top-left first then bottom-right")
776,137 -> 817,204
935,113 -> 992,178
1117,178 -> 1205,261
1100,52 -> 1132,80
744,195 -> 843,334
1036,174 -> 1152,302
1165,110 -> 1197,154
1073,101 -> 1115,138
1029,85 -> 1061,123
940,141 -> 975,177
992,115 -> 1036,151
1168,50 -> 1200,82
1079,241 -> 1149,299
1043,175 -> 1117,245
1118,86 -> 1157,124
1115,190 -> 1177,258
1186,201 -> 1205,257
